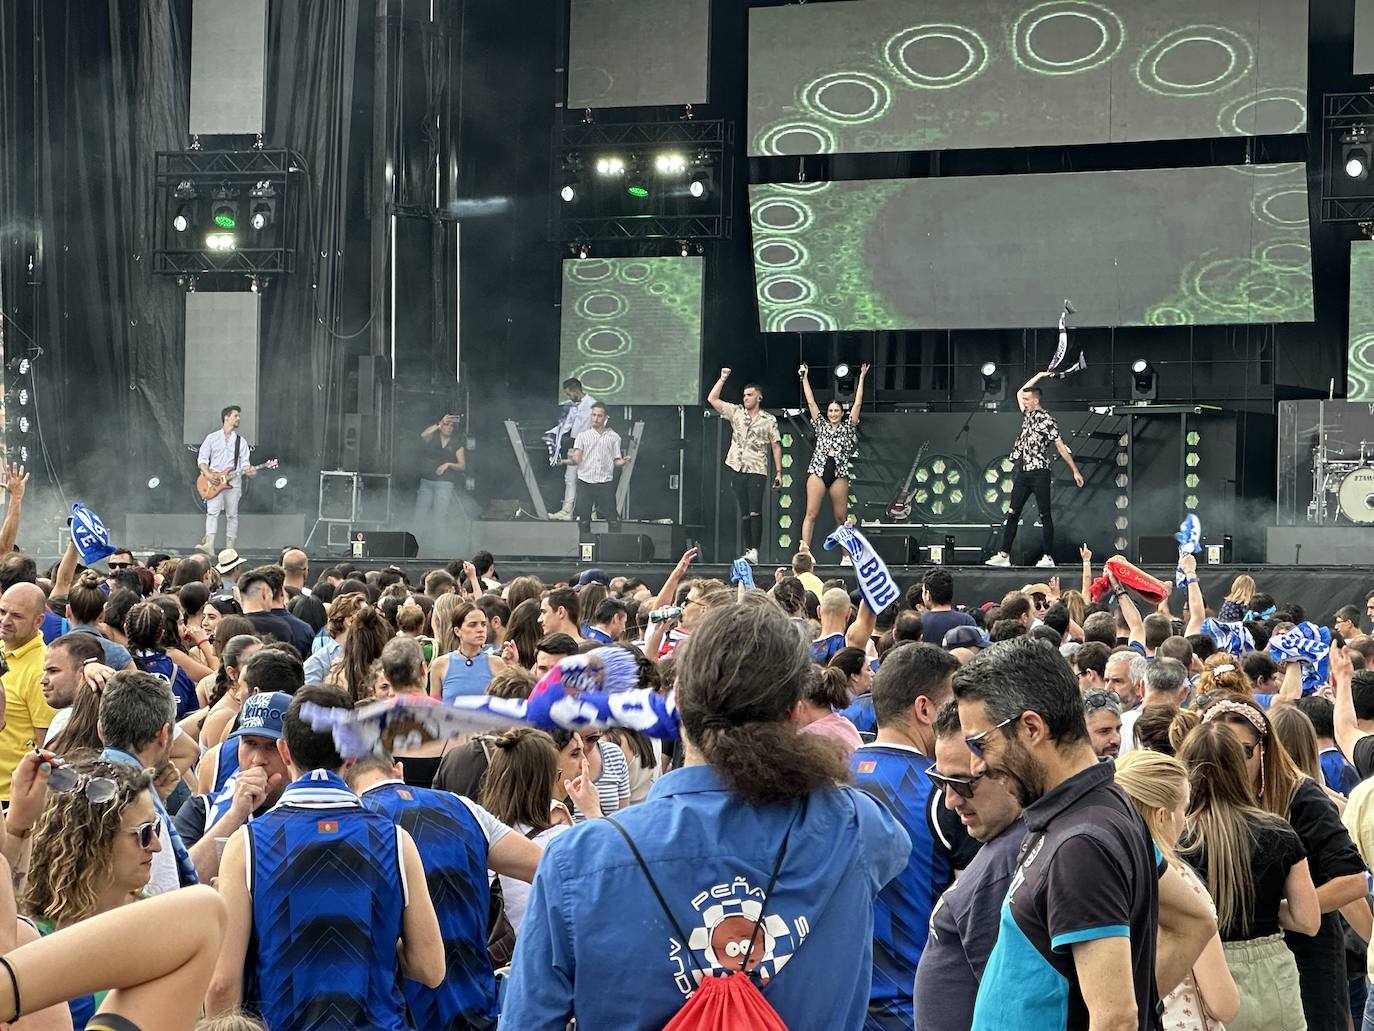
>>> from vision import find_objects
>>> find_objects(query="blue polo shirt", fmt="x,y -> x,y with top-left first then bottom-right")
970,760 -> 1158,1031
811,632 -> 847,664
501,764 -> 911,1030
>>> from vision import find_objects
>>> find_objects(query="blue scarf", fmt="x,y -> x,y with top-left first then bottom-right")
1174,515 -> 1201,588
1268,622 -> 1331,695
1200,617 -> 1254,658
730,559 -> 755,590
823,526 -> 899,613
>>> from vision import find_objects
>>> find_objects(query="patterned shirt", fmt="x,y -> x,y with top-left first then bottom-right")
808,415 -> 858,479
720,401 -> 780,476
572,427 -> 622,484
1009,409 -> 1060,472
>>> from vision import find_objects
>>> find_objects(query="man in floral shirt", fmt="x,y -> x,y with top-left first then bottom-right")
985,370 -> 1084,569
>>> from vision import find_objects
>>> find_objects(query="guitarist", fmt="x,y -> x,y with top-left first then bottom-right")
197,405 -> 256,553
798,362 -> 868,554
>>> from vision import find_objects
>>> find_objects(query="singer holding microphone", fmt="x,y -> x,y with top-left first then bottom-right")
798,362 -> 868,554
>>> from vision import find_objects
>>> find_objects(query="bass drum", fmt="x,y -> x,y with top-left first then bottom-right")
1338,467 -> 1374,525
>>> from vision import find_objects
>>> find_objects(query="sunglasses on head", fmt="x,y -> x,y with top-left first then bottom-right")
1083,690 -> 1121,711
125,814 -> 162,850
964,714 -> 1019,758
46,764 -> 118,804
928,768 -> 985,800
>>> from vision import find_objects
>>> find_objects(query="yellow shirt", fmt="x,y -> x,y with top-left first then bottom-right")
0,633 -> 56,800
1342,776 -> 1374,980
796,570 -> 826,603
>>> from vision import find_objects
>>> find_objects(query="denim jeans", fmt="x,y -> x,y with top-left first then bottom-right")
1362,978 -> 1374,1031
415,478 -> 456,556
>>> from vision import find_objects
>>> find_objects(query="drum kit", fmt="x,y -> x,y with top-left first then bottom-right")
1311,441 -> 1374,524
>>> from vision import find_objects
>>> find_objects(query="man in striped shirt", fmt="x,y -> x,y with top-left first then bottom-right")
568,402 -> 631,535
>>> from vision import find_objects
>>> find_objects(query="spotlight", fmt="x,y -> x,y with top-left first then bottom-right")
560,180 -> 578,203
146,476 -> 161,490
210,187 -> 238,230
577,242 -> 590,259
559,153 -> 583,203
1130,358 -> 1157,402
7,357 -> 30,374
980,361 -> 1005,409
833,363 -> 856,392
173,206 -> 194,233
273,476 -> 289,490
171,180 -> 197,232
655,152 -> 686,174
205,232 -> 237,251
16,416 -> 29,434
595,156 -> 625,176
625,158 -> 649,199
688,169 -> 714,199
17,447 -> 27,464
248,181 -> 276,230
678,240 -> 690,258
1345,130 -> 1372,181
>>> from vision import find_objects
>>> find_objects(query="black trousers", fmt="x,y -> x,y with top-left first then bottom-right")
575,478 -> 620,534
999,468 -> 1053,557
730,470 -> 766,550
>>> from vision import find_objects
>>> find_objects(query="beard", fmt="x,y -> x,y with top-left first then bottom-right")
995,738 -> 1047,808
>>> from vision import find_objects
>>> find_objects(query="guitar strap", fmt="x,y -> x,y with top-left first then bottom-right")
231,435 -> 241,486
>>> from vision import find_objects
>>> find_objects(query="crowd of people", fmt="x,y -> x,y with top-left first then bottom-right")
0,459 -> 1372,1029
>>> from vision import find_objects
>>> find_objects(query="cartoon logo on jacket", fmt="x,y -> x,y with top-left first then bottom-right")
666,879 -> 804,998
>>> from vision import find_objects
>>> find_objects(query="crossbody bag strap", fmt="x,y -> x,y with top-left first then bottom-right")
608,800 -> 802,981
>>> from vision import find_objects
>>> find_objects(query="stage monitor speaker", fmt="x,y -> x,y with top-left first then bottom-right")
1136,536 -> 1178,565
359,530 -> 418,558
872,536 -> 918,565
594,533 -> 655,563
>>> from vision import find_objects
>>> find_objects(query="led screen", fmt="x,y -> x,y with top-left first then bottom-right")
751,162 -> 1313,332
1349,242 -> 1374,400
559,256 -> 703,406
568,0 -> 710,109
749,0 -> 1308,156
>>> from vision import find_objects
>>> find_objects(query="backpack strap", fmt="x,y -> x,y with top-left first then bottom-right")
608,803 -> 800,981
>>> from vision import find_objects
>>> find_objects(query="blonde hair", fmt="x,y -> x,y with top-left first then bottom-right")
196,1015 -> 268,1031
1114,750 -> 1188,865
1061,589 -> 1086,627
1269,705 -> 1322,783
431,593 -> 465,658
1225,575 -> 1256,606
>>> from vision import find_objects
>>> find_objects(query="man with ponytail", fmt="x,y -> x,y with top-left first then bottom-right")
501,599 -> 911,1030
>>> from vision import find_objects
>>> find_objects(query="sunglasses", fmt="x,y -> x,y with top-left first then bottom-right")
124,815 -> 162,850
928,768 -> 985,800
47,764 -> 118,804
107,562 -> 133,571
964,715 -> 1019,758
1240,740 -> 1259,760
1083,690 -> 1121,711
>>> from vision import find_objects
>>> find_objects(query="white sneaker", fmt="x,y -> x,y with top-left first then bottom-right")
984,553 -> 1011,567
226,536 -> 236,550
548,508 -> 573,521
741,548 -> 759,565
1035,554 -> 1056,568
196,536 -> 213,554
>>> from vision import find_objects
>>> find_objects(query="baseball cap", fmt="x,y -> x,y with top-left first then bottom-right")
943,625 -> 991,650
216,548 -> 246,575
577,568 -> 609,588
230,691 -> 292,741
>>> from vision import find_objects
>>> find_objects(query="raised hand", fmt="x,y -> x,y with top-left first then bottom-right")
1178,552 -> 1197,576
564,756 -> 603,819
674,546 -> 699,574
719,368 -> 731,381
860,363 -> 871,376
798,364 -> 808,378
1080,543 -> 1092,563
3,464 -> 28,500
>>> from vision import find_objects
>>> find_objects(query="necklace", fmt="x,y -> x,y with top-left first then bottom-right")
457,644 -> 481,667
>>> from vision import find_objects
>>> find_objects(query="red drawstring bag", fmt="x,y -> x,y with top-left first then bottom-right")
608,813 -> 798,1031
661,970 -> 789,1031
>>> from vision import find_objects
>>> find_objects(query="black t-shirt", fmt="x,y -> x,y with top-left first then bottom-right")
244,611 -> 296,646
419,432 -> 462,483
1283,777 -> 1368,1030
1184,815 -> 1305,940
1352,735 -> 1374,780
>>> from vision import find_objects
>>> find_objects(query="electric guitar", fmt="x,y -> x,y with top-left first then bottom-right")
195,459 -> 279,500
885,441 -> 931,521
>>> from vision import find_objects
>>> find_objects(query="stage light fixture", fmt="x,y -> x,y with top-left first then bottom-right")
1345,130 -> 1372,180
678,240 -> 690,258
247,181 -> 276,231
625,158 -> 649,199
173,206 -> 193,233
595,156 -> 625,176
688,168 -> 714,199
16,417 -> 29,434
655,152 -> 686,174
146,476 -> 161,490
210,187 -> 238,230
17,447 -> 28,464
833,363 -> 856,393
980,361 -> 1005,409
8,358 -> 30,375
273,476 -> 289,490
560,180 -> 578,203
205,232 -> 237,251
1130,358 -> 1157,402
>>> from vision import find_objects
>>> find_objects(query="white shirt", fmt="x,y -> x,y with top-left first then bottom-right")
197,429 -> 251,476
567,395 -> 596,437
572,427 -> 622,484
501,822 -> 572,934
1119,706 -> 1141,753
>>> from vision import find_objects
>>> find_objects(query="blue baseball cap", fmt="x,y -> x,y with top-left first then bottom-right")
230,691 -> 292,742
942,625 -> 991,651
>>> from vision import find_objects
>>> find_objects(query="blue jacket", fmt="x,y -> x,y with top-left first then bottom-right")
501,764 -> 911,1030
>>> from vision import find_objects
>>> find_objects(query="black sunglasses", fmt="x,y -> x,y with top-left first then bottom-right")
124,814 -> 162,850
107,562 -> 133,571
928,768 -> 985,800
1083,690 -> 1121,711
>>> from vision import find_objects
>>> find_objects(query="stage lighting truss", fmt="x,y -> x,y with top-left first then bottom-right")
911,455 -> 966,519
152,148 -> 292,277
551,119 -> 733,242
979,457 -> 1015,518
1321,95 -> 1374,222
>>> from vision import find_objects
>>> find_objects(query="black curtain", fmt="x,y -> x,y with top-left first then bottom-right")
0,0 -> 190,516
